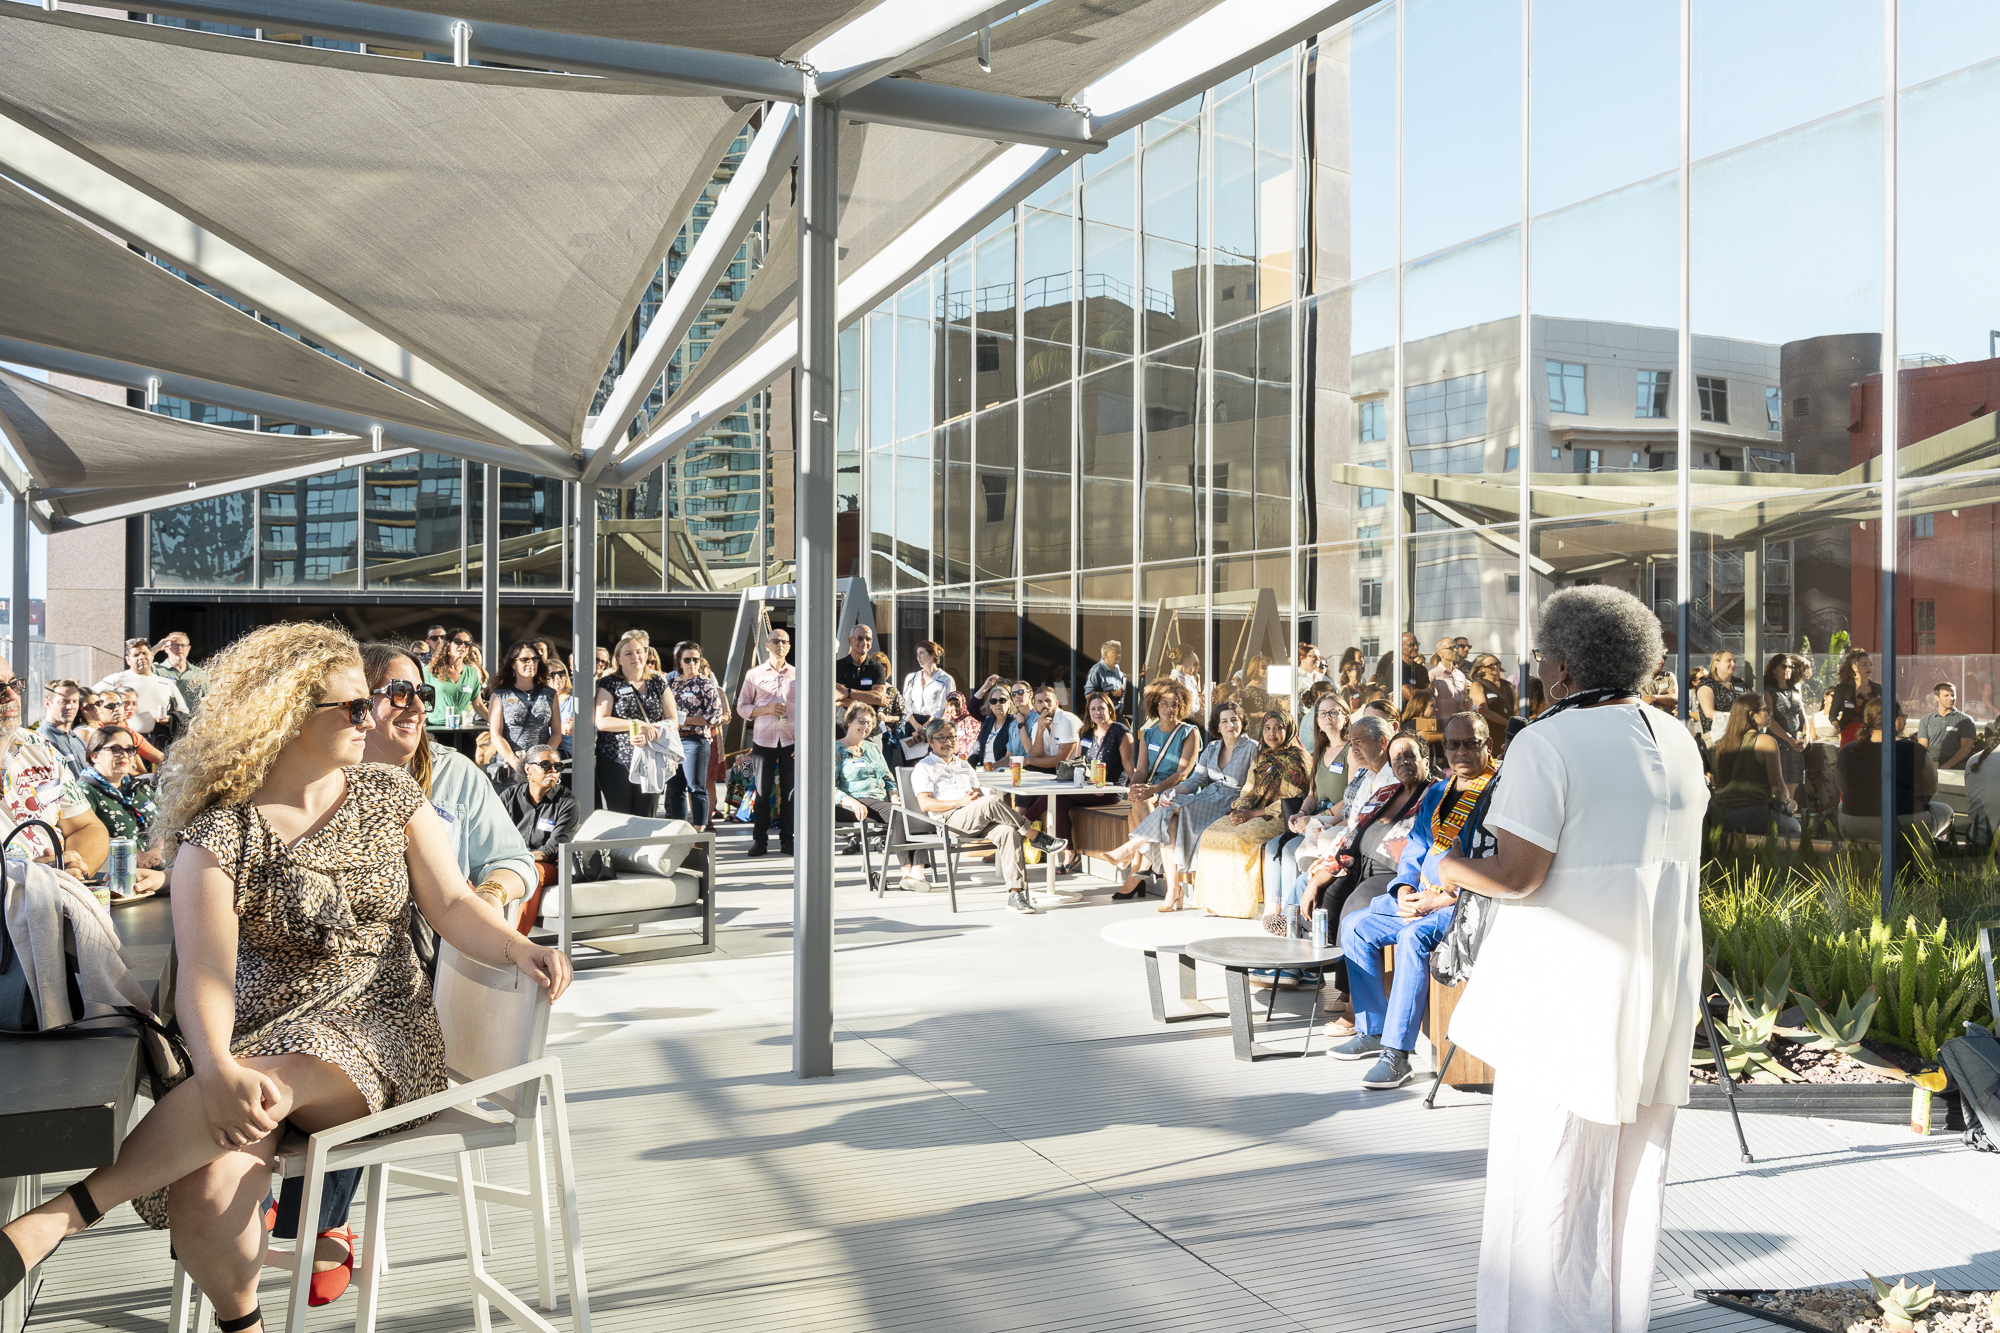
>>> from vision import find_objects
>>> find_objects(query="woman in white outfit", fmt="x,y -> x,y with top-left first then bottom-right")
1436,585 -> 1705,1333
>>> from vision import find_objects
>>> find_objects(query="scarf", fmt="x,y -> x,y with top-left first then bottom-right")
80,766 -> 157,832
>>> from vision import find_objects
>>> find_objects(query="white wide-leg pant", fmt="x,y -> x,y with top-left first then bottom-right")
1476,1075 -> 1677,1333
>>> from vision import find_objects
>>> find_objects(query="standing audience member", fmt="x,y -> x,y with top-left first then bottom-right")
1695,649 -> 1742,747
1172,647 -> 1207,718
0,657 -> 108,878
1336,713 -> 1495,1087
1916,681 -> 1977,769
1296,644 -> 1327,690
897,641 -> 955,768
833,624 -> 890,712
1428,638 -> 1472,718
76,726 -> 167,893
1761,654 -> 1809,804
737,625 -> 797,856
1468,654 -> 1518,755
115,691 -> 166,770
152,632 -> 208,710
419,625 -> 448,668
1826,649 -> 1880,745
1439,585 -> 1705,1333
36,679 -> 88,774
1643,655 -> 1679,714
910,719 -> 1065,914
94,638 -> 189,742
665,642 -> 725,826
594,629 -> 679,819
1085,641 -> 1129,720
1710,694 -> 1802,836
423,631 -> 482,726
499,745 -> 577,899
548,660 -> 576,759
1194,710 -> 1312,918
487,641 -> 557,779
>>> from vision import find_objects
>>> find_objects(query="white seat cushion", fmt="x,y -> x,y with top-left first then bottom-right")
573,809 -> 698,876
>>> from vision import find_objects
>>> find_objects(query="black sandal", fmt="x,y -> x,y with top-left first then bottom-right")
1,1182 -> 101,1299
218,1308 -> 263,1332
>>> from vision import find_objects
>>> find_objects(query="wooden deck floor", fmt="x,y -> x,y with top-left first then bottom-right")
23,824 -> 2000,1332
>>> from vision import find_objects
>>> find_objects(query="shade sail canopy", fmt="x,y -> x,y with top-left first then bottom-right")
902,0 -> 1226,104
0,10 -> 746,448
0,370 -> 371,524
0,176 -> 473,443
351,0 -> 872,57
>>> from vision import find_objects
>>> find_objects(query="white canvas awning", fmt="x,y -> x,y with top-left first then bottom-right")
0,369 -> 386,528
337,0 -> 873,56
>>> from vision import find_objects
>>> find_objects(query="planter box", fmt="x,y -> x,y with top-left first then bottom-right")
1688,1079 -> 1912,1125
1700,1288 -> 1986,1331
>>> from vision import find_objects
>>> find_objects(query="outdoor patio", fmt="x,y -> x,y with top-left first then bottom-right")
22,828 -> 2000,1333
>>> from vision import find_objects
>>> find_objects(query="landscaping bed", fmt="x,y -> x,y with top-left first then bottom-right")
1701,1285 -> 1997,1332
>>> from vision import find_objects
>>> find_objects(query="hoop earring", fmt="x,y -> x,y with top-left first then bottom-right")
1549,679 -> 1571,703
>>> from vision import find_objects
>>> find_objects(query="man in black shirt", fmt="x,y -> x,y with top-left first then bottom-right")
1838,698 -> 1951,840
834,623 -> 889,708
499,746 -> 579,895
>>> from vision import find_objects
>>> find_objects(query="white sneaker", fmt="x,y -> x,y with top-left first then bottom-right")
899,874 -> 945,893
1006,892 -> 1041,914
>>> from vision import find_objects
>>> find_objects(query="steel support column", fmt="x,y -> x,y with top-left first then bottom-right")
482,463 -> 500,689
1879,0 -> 1900,913
793,86 -> 839,1080
9,493 -> 28,686
572,483 -> 597,818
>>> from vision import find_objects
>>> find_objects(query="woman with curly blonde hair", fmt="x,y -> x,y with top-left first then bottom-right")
0,622 -> 571,1333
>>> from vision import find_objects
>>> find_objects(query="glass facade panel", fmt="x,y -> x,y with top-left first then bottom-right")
365,454 -> 463,589
1081,131 -> 1138,373
1140,341 -> 1203,563
1023,187 -> 1075,394
1141,118 -> 1204,351
265,470 -> 358,588
1021,386 -> 1073,577
976,580 -> 1019,685
1079,369 -> 1135,569
152,494 -> 254,588
473,468 -> 565,591
1023,576 -> 1076,701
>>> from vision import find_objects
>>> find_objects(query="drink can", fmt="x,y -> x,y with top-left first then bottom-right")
1010,755 -> 1023,786
107,837 -> 136,898
1092,760 -> 1106,786
1311,908 -> 1329,950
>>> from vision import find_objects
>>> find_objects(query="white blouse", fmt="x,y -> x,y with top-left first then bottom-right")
901,668 -> 954,721
1448,704 -> 1707,1125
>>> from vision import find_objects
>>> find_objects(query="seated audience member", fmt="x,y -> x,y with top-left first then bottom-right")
93,637 -> 190,742
1965,722 -> 2000,849
832,704 -> 928,888
115,691 -> 166,770
910,719 -> 1065,915
1837,697 -> 1951,841
1709,693 -> 1802,837
1274,733 -> 1428,937
1270,701 -> 1368,895
1334,712 -> 1497,1090
1106,701 -> 1257,907
1193,710 -> 1312,918
474,729 -> 509,786
36,678 -> 89,774
0,656 -> 108,878
1021,685 -> 1082,772
1109,679 -> 1202,896
966,682 -> 1020,768
1049,691 -> 1127,872
1916,681 -> 1977,770
499,745 -> 578,897
1400,687 -> 1444,769
76,726 -> 167,894
942,691 -> 981,763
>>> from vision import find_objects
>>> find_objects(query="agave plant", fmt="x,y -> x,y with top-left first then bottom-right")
1784,986 -> 1905,1078
1865,1272 -> 1935,1331
1708,952 -> 1800,1083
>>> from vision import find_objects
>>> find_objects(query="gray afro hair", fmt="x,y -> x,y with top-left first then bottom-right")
1535,585 -> 1663,693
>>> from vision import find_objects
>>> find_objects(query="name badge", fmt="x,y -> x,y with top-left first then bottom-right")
1330,763 -> 1345,775
432,802 -> 455,825
537,816 -> 560,833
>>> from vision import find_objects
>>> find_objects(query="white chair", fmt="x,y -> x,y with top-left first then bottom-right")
169,941 -> 590,1333
887,766 -> 1055,912
542,810 -> 714,967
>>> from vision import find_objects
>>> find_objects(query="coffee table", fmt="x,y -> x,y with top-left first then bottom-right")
1099,915 -> 1265,1023
1183,936 -> 1345,1061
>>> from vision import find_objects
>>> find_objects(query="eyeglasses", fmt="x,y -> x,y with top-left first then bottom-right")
0,679 -> 19,699
426,632 -> 446,640
317,698 -> 373,726
93,744 -> 138,759
680,655 -> 702,664
1443,738 -> 1484,751
523,760 -> 558,772
372,679 -> 436,711
1010,690 -> 1029,698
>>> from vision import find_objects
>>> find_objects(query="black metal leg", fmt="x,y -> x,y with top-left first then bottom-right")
1143,950 -> 1169,1023
1302,983 -> 1322,1058
1703,1005 -> 1754,1164
1141,949 -> 1221,1024
1265,972 -> 1281,1022
1423,1041 -> 1456,1110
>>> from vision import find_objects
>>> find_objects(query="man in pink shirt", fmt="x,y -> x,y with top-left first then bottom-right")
736,626 -> 798,856
1428,636 -> 1472,718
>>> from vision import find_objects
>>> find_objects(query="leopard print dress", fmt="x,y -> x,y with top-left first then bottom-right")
133,763 -> 447,1229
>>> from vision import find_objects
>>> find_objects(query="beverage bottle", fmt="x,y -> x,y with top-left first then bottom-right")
1311,907 -> 1329,950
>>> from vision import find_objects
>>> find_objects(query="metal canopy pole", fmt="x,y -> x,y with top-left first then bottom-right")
1878,1 -> 1900,913
481,463 -> 500,691
8,494 -> 28,687
793,80 -> 839,1080
573,483 -> 597,817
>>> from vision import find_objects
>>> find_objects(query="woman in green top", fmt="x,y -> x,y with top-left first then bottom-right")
834,704 -> 923,874
1711,692 -> 1801,836
76,725 -> 166,893
424,630 -> 483,726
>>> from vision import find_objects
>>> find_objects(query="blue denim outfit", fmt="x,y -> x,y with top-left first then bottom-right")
1337,777 -> 1469,1053
665,734 -> 711,825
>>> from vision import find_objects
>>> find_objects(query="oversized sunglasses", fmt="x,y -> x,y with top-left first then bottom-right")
93,744 -> 139,759
373,679 -> 436,710
317,698 -> 373,725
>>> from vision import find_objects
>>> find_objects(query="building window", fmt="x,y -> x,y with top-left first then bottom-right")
1765,385 -> 1782,432
1405,373 -> 1487,446
1914,599 -> 1936,651
1546,360 -> 1587,415
1504,444 -> 1519,472
1505,573 -> 1521,594
1357,399 -> 1385,443
1359,636 -> 1380,662
1635,370 -> 1670,419
1358,523 -> 1382,559
1358,485 -> 1388,509
1697,375 -> 1728,423
1359,577 -> 1382,619
1912,512 -> 1935,539
1409,441 -> 1485,473
1573,448 -> 1602,474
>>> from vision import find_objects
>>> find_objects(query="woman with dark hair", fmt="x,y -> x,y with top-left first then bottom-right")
486,640 -> 555,779
1047,691 -> 1126,872
1435,585 -> 1707,1333
77,725 -> 167,894
1761,653 -> 1809,805
1400,686 -> 1443,769
423,630 -> 481,726
1695,649 -> 1742,747
1192,710 -> 1312,918
1826,647 -> 1879,746
1103,679 -> 1201,898
1468,654 -> 1518,756
1280,732 -> 1429,939
1103,699 -> 1255,905
898,639 -> 954,766
1710,692 -> 1801,836
664,640 -> 725,826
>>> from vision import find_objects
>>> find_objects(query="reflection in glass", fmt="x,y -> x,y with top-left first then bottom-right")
1141,119 -> 1203,350
976,214 -> 1018,409
1080,369 -> 1135,569
976,580 -> 1019,684
261,470 -> 356,588
1082,131 -> 1138,372
975,403 -> 1018,580
1023,186 -> 1076,393
1022,387 -> 1072,576
1023,576 -> 1076,700
364,454 -> 463,589
153,493 -> 254,588
599,465 -> 663,592
1141,342 -> 1203,563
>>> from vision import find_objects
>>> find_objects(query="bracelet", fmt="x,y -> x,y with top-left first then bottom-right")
503,934 -> 517,965
474,878 -> 509,906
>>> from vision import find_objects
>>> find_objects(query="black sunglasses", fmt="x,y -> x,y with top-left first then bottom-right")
93,744 -> 139,759
373,679 -> 436,710
523,760 -> 559,772
317,698 -> 373,725
0,679 -> 19,698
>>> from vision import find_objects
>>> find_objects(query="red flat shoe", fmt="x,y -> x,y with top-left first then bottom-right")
308,1227 -> 356,1307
